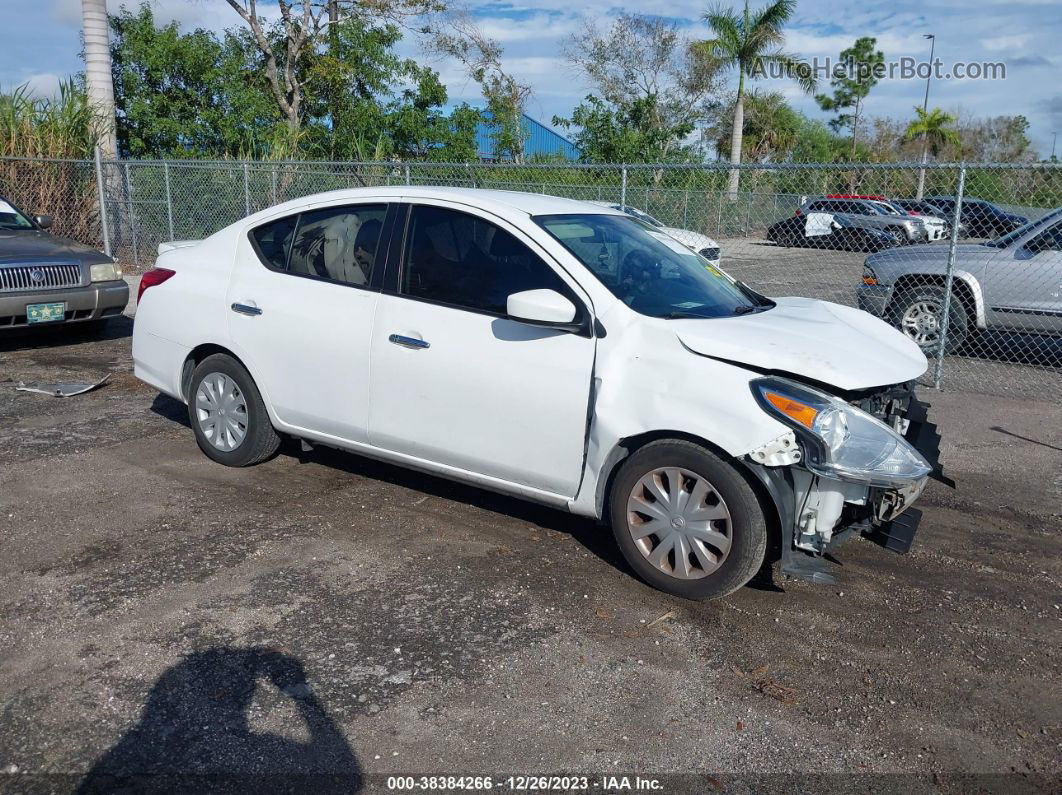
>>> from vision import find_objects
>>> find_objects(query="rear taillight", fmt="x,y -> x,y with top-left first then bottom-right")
137,268 -> 176,304
794,209 -> 802,216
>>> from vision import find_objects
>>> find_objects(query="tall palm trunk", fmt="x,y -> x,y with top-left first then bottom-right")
726,70 -> 745,199
81,0 -> 116,158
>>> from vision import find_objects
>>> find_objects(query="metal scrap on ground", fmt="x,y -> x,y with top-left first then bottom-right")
16,374 -> 110,398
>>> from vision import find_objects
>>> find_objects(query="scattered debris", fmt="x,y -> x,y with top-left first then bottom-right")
734,664 -> 798,705
647,609 -> 676,627
595,607 -> 612,619
16,374 -> 110,398
736,720 -> 745,732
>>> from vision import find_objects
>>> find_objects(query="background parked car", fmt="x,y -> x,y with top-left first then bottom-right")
923,197 -> 1028,239
767,213 -> 897,252
859,208 -> 1062,352
589,202 -> 720,266
0,195 -> 127,332
892,199 -> 966,238
796,198 -> 928,243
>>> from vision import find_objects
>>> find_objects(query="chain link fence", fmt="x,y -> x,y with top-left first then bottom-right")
2,155 -> 1060,397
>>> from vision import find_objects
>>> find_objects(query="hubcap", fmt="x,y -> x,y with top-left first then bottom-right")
626,467 -> 732,580
195,372 -> 248,451
900,301 -> 942,346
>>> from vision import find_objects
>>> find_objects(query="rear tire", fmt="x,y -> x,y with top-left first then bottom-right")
188,353 -> 280,467
608,440 -> 767,600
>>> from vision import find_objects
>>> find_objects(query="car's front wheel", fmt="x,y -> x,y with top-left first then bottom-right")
888,284 -> 969,354
608,440 -> 767,600
188,353 -> 280,467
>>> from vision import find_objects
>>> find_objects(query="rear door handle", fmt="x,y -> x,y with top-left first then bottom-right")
231,302 -> 262,316
388,334 -> 429,349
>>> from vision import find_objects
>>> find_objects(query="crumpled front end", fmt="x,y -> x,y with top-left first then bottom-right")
742,381 -> 947,585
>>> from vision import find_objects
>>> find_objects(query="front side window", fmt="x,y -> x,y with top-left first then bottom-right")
0,197 -> 35,230
401,205 -> 571,315
536,213 -> 769,319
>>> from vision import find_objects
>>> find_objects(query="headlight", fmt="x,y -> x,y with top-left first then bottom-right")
752,377 -> 930,487
90,262 -> 123,282
862,266 -> 877,286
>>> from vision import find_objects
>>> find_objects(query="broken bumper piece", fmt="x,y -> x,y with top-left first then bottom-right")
745,390 -> 949,586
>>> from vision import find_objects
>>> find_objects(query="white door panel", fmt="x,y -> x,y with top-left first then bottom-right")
368,294 -> 594,496
227,236 -> 377,442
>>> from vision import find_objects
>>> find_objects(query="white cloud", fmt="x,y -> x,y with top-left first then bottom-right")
981,34 -> 1032,51
23,73 -> 64,98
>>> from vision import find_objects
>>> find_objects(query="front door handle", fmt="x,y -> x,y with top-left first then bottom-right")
388,334 -> 429,349
231,302 -> 262,316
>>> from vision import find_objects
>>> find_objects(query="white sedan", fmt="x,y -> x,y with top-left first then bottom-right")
133,187 -> 942,600
589,202 -> 721,266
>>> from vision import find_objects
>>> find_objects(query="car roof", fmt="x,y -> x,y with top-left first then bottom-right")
261,186 -> 627,219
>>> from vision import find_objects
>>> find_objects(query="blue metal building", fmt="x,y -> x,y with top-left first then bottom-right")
474,112 -> 581,162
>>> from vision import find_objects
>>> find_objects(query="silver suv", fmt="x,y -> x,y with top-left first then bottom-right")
858,209 -> 1062,352
799,198 -> 929,244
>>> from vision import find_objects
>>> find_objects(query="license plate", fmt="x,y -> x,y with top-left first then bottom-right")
26,302 -> 66,324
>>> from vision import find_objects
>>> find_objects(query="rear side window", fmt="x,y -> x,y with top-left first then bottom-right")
401,205 -> 570,315
250,204 -> 386,288
251,215 -> 297,269
288,205 -> 386,287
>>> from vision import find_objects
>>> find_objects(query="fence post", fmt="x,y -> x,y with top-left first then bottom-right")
93,146 -> 111,257
404,163 -> 411,186
123,162 -> 139,266
271,165 -> 278,205
934,164 -> 966,389
163,161 -> 174,242
620,165 -> 627,207
243,163 -> 251,216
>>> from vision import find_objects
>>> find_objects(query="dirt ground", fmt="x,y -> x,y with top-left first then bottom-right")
0,310 -> 1059,793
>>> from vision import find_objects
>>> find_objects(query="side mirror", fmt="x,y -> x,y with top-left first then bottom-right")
506,289 -> 577,328
34,214 -> 53,229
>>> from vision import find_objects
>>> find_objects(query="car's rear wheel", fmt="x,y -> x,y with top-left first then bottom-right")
188,353 -> 280,467
608,440 -> 767,600
888,285 -> 969,354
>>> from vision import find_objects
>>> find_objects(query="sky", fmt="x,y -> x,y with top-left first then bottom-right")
2,0 -> 1059,158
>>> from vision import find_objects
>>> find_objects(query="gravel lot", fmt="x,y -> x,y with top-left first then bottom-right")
0,269 -> 1059,793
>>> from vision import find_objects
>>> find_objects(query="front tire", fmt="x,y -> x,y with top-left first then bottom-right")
188,353 -> 280,467
608,440 -> 767,600
888,284 -> 969,354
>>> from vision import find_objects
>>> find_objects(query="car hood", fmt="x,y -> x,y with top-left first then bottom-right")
867,242 -> 996,269
0,229 -> 111,264
673,296 -> 927,390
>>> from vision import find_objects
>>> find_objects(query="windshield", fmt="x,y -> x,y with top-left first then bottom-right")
535,213 -> 769,319
983,208 -> 1062,248
870,201 -> 902,216
0,198 -> 34,230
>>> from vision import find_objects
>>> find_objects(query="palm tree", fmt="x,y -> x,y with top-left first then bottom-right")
905,107 -> 961,198
81,0 -> 116,158
700,0 -> 814,197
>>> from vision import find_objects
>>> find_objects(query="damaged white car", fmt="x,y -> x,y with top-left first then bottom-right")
133,188 -> 945,600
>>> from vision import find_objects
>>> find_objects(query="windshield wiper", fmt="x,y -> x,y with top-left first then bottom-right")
660,311 -> 711,320
732,305 -> 760,315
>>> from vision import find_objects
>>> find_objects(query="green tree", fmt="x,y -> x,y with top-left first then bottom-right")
554,94 -> 701,164
430,12 -> 530,162
905,106 -> 961,199
109,4 -> 279,157
709,89 -> 801,162
815,36 -> 884,161
563,14 -> 721,163
108,3 -> 475,160
698,0 -> 815,195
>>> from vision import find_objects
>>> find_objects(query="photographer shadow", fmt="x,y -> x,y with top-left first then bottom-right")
77,646 -> 361,794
